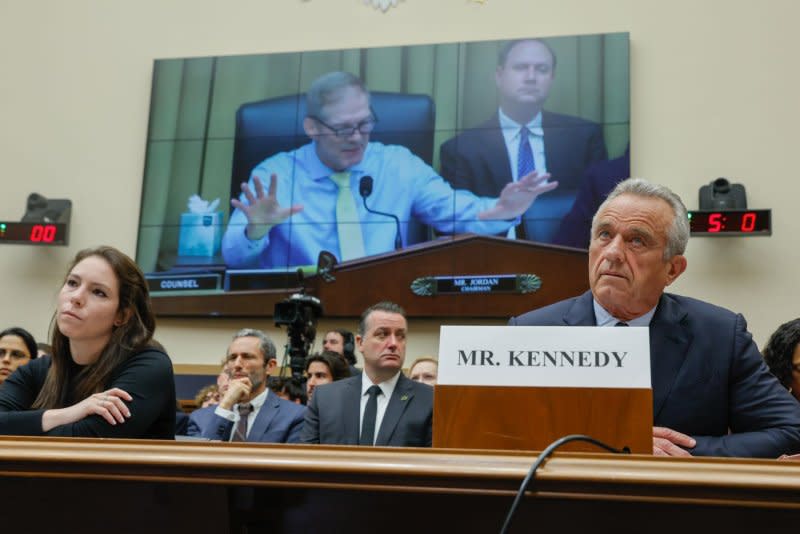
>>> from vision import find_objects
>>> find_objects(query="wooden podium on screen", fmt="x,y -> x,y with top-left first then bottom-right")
433,326 -> 653,454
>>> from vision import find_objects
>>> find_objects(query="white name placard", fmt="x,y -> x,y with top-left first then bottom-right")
438,326 -> 651,388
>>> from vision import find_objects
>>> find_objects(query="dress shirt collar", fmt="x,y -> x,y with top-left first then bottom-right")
498,108 -> 544,141
361,369 -> 401,399
305,141 -> 371,181
593,297 -> 657,327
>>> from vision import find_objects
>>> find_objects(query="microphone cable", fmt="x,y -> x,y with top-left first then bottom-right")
499,434 -> 630,534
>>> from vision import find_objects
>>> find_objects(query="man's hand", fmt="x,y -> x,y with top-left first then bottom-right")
477,170 -> 558,221
218,377 -> 252,410
231,173 -> 303,240
653,426 -> 696,456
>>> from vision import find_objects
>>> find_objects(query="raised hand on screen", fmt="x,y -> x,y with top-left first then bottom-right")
477,170 -> 558,221
231,174 -> 303,241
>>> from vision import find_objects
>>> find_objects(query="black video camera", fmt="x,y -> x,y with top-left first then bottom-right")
274,293 -> 323,328
274,294 -> 324,379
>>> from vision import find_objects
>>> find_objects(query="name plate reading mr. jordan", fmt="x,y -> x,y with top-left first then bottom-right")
438,326 -> 651,388
410,274 -> 541,296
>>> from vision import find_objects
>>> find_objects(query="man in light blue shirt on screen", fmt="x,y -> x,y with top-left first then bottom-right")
222,71 -> 557,269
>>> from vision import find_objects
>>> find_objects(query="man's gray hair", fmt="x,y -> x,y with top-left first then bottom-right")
591,178 -> 690,260
231,328 -> 277,362
306,71 -> 369,120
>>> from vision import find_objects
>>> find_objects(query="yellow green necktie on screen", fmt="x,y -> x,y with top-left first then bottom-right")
329,171 -> 365,261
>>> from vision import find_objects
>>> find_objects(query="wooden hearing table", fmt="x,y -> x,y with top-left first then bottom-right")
1,436 -> 799,533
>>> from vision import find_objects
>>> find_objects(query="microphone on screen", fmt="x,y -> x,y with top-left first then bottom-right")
358,176 -> 402,250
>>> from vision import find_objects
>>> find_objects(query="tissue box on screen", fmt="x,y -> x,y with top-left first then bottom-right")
177,212 -> 222,257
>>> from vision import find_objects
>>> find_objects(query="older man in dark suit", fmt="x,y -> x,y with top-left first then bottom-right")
510,178 -> 800,458
301,301 -> 432,447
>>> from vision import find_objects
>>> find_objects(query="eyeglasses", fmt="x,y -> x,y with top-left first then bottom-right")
310,111 -> 378,138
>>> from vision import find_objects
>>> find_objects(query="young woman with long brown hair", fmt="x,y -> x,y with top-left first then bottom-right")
0,246 -> 175,438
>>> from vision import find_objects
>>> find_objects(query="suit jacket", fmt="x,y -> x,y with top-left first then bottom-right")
200,392 -> 306,444
184,405 -> 216,437
439,112 -> 607,243
300,373 -> 433,447
509,290 -> 800,458
551,147 -> 630,249
175,410 -> 190,436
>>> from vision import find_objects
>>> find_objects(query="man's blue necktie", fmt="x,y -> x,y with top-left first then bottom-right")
517,126 -> 535,179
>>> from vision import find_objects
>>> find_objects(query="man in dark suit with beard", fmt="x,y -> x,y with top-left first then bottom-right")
440,38 -> 607,243
509,178 -> 800,458
301,301 -> 432,447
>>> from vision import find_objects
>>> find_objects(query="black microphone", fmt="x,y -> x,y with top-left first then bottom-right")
359,176 -> 403,250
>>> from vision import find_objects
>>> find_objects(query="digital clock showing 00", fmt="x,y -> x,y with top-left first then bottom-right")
0,222 -> 69,245
687,209 -> 771,236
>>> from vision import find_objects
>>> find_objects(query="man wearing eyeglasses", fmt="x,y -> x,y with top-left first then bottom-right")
221,71 -> 558,269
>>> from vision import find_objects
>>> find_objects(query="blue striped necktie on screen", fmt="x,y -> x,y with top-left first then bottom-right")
517,126 -> 535,179
329,171 -> 366,261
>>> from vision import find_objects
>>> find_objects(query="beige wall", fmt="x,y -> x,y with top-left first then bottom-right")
0,0 -> 797,368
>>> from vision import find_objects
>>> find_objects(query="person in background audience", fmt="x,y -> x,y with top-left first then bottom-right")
0,327 -> 37,386
301,301 -> 433,447
195,384 -> 220,408
763,318 -> 800,402
305,350 -> 351,403
270,376 -> 307,405
36,342 -> 52,358
407,357 -> 438,386
0,246 -> 176,438
200,329 -> 305,443
323,329 -> 359,373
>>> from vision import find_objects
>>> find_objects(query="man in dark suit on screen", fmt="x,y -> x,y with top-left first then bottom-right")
301,301 -> 432,447
440,38 -> 607,243
509,178 -> 800,458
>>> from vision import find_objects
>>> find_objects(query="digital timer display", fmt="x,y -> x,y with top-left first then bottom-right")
0,221 -> 69,246
687,209 -> 771,236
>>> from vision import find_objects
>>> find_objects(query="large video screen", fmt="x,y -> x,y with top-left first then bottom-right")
137,33 -> 629,296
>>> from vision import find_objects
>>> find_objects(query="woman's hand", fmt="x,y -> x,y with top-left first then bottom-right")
41,388 -> 133,432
